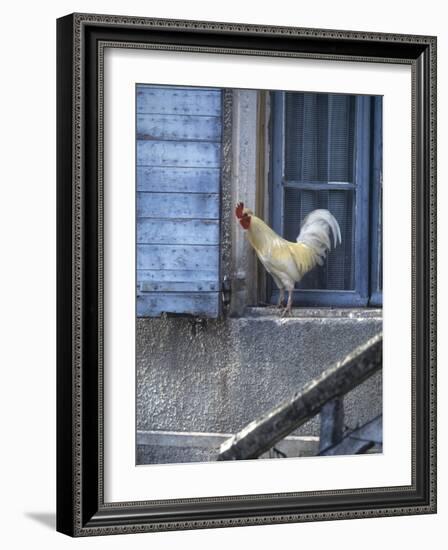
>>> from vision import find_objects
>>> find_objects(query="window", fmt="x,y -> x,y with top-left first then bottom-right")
270,91 -> 382,307
135,86 -> 382,318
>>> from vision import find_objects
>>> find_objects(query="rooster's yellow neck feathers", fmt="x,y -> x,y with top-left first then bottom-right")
245,215 -> 316,275
245,215 -> 284,252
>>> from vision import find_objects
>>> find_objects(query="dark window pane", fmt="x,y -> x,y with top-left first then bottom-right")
284,187 -> 355,291
284,92 -> 355,183
328,95 -> 356,182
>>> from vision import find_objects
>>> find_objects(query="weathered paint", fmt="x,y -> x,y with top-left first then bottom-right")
137,244 -> 219,271
137,192 -> 219,219
136,85 -> 223,317
137,140 -> 221,167
137,292 -> 220,317
137,87 -> 222,116
137,219 -> 219,245
137,114 -> 221,142
139,280 -> 218,293
369,96 -> 383,306
137,268 -> 219,283
137,167 -> 220,193
229,90 -> 260,314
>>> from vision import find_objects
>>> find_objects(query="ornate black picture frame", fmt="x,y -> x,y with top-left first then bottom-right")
56,13 -> 437,536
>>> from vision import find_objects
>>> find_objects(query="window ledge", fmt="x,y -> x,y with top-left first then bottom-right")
245,306 -> 382,320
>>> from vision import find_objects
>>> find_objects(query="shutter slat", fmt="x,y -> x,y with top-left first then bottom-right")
137,140 -> 221,167
137,114 -> 221,142
137,219 -> 219,245
137,192 -> 219,219
139,280 -> 218,293
137,244 -> 219,271
137,293 -> 220,317
137,268 -> 219,283
137,167 -> 220,193
136,88 -> 221,116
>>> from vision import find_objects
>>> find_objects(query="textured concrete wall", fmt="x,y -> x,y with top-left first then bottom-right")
137,309 -> 382,452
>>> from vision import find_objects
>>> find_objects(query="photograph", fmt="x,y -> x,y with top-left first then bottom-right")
135,83 -> 383,465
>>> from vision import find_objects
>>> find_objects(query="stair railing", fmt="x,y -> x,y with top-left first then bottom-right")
217,332 -> 382,461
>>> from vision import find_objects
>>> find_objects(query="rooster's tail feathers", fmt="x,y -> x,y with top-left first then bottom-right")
296,209 -> 341,266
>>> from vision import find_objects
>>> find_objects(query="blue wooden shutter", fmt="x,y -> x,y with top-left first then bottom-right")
136,85 -> 222,318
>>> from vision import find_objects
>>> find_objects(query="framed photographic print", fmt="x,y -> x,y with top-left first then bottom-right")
56,13 -> 437,536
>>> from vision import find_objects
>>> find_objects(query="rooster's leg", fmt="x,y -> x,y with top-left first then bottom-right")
277,289 -> 285,308
281,290 -> 293,317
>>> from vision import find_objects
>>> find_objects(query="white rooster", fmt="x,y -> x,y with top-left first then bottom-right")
235,202 -> 341,315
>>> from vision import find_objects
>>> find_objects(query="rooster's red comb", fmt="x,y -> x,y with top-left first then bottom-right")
235,202 -> 244,219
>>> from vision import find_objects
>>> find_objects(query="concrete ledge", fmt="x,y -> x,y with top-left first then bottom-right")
245,307 -> 382,319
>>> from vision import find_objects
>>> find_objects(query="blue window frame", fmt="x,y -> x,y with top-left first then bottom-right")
270,91 -> 382,307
